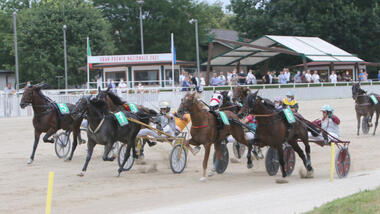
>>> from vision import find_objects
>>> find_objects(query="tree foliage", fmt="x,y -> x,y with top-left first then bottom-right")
13,0 -> 115,87
229,0 -> 380,71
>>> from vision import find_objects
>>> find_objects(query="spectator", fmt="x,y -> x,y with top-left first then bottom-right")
337,74 -> 343,82
4,83 -> 15,117
343,71 -> 352,82
200,73 -> 206,86
230,69 -> 239,85
107,79 -> 116,93
305,70 -> 312,83
182,76 -> 191,91
179,70 -> 186,86
284,68 -> 290,83
378,70 -> 380,81
137,82 -> 144,93
96,74 -> 102,89
118,78 -> 128,93
269,71 -> 274,84
210,72 -> 219,86
226,71 -> 232,85
329,71 -> 338,83
278,71 -> 287,84
218,72 -> 226,85
238,70 -> 247,85
363,71 -> 368,82
312,71 -> 320,83
358,69 -> 365,81
293,71 -> 302,83
246,69 -> 256,85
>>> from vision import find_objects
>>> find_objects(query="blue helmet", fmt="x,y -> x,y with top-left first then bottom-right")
286,91 -> 294,97
321,104 -> 333,112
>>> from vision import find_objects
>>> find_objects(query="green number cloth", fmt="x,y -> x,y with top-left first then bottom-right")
114,111 -> 129,126
57,103 -> 70,114
219,111 -> 230,125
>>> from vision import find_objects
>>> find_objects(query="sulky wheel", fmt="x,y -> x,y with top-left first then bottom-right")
117,144 -> 135,171
107,141 -> 120,159
265,147 -> 279,176
232,142 -> 246,159
170,144 -> 187,174
283,144 -> 296,176
54,131 -> 71,159
362,116 -> 370,134
335,147 -> 351,178
213,142 -> 229,174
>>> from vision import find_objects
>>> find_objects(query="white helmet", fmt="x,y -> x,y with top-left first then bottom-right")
159,101 -> 170,109
286,91 -> 295,97
321,104 -> 333,112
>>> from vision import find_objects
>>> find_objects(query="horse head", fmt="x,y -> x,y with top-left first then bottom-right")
352,82 -> 367,101
71,96 -> 92,120
19,82 -> 48,108
177,91 -> 197,117
232,86 -> 250,104
237,90 -> 259,118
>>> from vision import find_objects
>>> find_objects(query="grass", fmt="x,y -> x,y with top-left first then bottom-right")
306,187 -> 380,214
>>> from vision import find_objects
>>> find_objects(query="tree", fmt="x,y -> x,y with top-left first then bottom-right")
15,0 -> 115,87
0,10 -> 13,70
92,0 -> 229,61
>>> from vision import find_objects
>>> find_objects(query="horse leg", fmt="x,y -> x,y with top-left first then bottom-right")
276,145 -> 288,182
78,138 -> 95,177
200,143 -> 212,182
66,128 -> 79,161
356,113 -> 361,136
118,143 -> 132,176
210,141 -> 222,177
102,141 -> 114,161
246,140 -> 253,169
289,139 -> 313,178
42,128 -> 57,143
373,112 -> 379,135
28,129 -> 42,164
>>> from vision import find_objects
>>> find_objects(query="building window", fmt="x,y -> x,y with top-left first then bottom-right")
134,70 -> 159,86
165,69 -> 179,86
105,71 -> 126,82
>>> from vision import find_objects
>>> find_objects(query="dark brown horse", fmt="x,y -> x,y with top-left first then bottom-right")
352,82 -> 380,135
232,86 -> 250,104
238,91 -> 314,182
19,83 -> 83,164
177,92 -> 250,181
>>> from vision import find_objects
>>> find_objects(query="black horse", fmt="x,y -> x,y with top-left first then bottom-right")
71,96 -> 141,176
238,91 -> 315,182
219,91 -> 241,114
352,82 -> 380,135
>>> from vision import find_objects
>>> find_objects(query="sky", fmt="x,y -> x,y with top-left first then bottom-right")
203,0 -> 231,12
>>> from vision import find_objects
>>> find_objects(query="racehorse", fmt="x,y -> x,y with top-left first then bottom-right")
352,82 -> 380,135
238,91 -> 314,182
218,91 -> 241,114
232,86 -> 250,104
71,96 -> 141,176
19,83 -> 83,164
177,91 -> 251,181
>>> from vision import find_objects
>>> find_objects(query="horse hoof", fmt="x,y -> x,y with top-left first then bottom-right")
230,157 -> 241,163
64,158 -> 72,162
275,179 -> 288,184
79,140 -> 86,145
306,170 -> 314,178
247,163 -> 253,169
299,169 -> 314,178
27,159 -> 33,164
200,177 -> 207,182
208,170 -> 215,177
77,172 -> 85,177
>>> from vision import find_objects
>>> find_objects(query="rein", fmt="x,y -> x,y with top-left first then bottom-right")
88,116 -> 105,134
191,124 -> 208,129
250,112 -> 280,117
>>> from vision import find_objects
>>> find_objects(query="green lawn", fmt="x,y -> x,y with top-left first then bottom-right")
306,187 -> 380,214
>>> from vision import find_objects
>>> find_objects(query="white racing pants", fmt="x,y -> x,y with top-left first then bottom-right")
227,132 -> 255,143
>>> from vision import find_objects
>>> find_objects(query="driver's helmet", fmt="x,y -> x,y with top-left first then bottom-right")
159,101 -> 171,113
320,104 -> 333,112
286,91 -> 295,98
274,97 -> 282,103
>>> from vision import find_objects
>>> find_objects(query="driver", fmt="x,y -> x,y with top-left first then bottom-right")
283,91 -> 299,112
309,105 -> 340,144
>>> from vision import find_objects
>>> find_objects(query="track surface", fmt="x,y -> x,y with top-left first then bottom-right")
1,98 -> 380,214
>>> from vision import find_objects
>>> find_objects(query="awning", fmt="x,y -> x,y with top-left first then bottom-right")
204,35 -> 363,66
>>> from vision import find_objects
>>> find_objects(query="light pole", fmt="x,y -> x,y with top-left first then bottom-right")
13,12 -> 19,92
63,25 -> 68,93
56,75 -> 63,89
189,19 -> 200,78
137,0 -> 144,54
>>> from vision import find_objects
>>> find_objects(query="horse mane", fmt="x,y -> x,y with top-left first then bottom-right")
104,91 -> 125,105
37,89 -> 55,104
90,98 -> 109,114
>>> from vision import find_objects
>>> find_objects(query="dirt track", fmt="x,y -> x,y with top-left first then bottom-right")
1,98 -> 380,214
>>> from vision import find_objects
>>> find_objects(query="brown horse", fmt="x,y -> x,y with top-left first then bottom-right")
352,82 -> 380,135
238,91 -> 314,182
177,92 -> 250,181
19,83 -> 83,164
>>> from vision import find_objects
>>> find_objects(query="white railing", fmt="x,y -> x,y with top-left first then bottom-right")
2,81 -> 380,118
